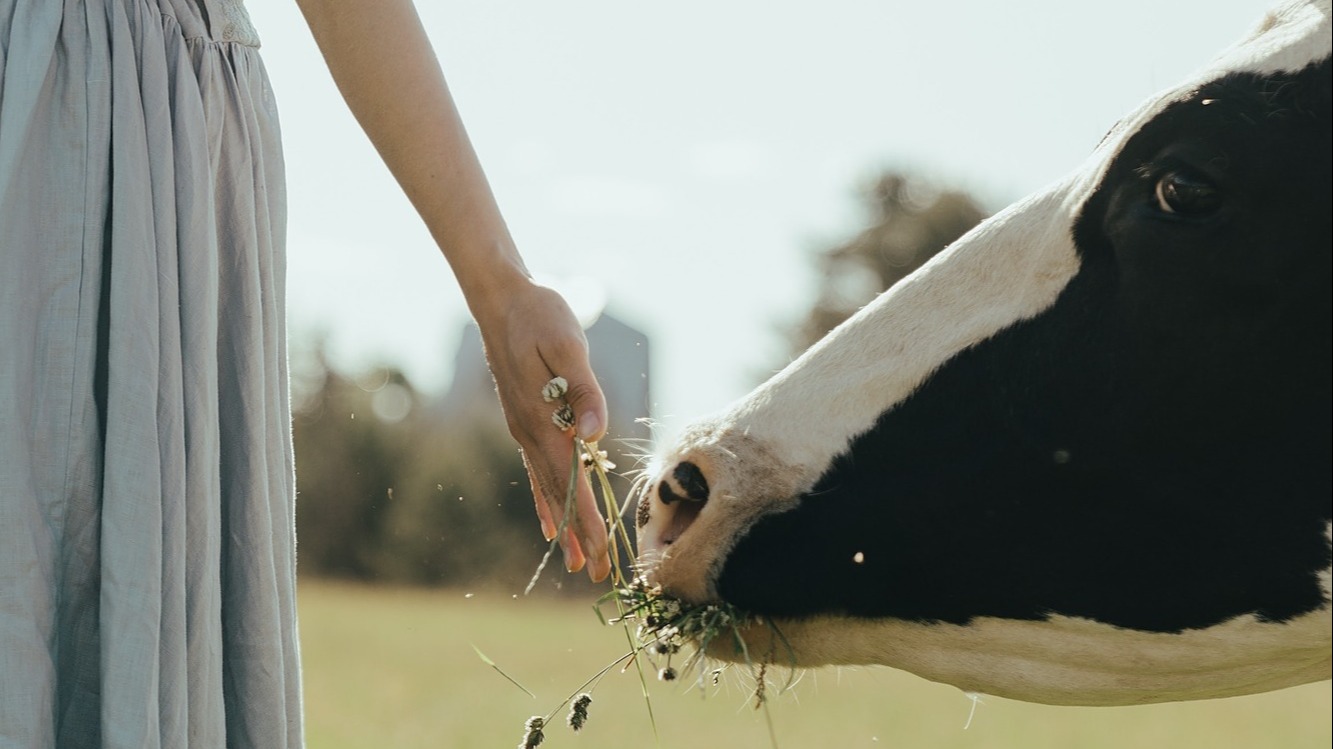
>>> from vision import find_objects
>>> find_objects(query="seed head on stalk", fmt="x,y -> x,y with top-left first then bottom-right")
567,693 -> 593,732
518,716 -> 544,748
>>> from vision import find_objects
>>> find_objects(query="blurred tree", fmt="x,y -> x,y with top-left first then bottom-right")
291,347 -> 416,580
290,338 -> 616,596
377,416 -> 548,588
791,171 -> 989,354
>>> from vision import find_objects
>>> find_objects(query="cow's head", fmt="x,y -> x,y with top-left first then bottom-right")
635,0 -> 1331,706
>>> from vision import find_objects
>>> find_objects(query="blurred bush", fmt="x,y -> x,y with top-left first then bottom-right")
291,341 -> 626,596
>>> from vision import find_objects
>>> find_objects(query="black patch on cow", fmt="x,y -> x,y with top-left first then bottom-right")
717,58 -> 1332,634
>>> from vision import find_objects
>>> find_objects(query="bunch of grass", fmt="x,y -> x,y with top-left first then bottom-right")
498,378 -> 790,748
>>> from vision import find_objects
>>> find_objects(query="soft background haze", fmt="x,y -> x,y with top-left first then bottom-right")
248,0 -> 1271,436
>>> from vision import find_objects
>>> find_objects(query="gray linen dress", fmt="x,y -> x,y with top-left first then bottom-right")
0,1 -> 302,746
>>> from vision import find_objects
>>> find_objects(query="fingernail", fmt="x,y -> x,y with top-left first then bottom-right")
577,412 -> 600,440
562,545 -> 573,572
589,556 -> 610,584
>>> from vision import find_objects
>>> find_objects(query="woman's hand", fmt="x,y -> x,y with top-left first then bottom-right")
475,280 -> 612,582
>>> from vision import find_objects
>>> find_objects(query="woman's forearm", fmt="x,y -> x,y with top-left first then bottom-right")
294,0 -> 528,319
294,0 -> 614,580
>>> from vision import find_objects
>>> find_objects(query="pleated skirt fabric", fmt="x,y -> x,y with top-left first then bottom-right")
0,1 -> 301,746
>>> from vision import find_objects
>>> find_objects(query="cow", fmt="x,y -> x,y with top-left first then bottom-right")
633,0 -> 1331,707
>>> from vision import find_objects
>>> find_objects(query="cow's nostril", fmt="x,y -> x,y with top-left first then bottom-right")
640,461 -> 712,548
659,479 -> 685,506
673,461 -> 710,502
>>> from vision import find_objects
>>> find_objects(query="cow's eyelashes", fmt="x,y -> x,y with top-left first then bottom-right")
1151,169 -> 1222,218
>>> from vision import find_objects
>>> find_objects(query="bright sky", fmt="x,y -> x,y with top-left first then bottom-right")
247,0 -> 1269,433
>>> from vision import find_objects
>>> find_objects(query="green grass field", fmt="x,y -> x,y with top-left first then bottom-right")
298,581 -> 1331,749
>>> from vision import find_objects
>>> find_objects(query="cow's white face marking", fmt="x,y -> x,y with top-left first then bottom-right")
639,183 -> 1085,600
636,0 -> 1332,706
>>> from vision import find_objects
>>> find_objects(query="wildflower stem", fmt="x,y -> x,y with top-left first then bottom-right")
616,592 -> 660,742
732,627 -> 780,749
579,436 -> 634,588
523,445 -> 582,596
540,649 -> 636,724
469,642 -> 530,698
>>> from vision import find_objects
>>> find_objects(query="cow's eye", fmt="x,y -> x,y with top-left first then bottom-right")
1153,170 -> 1221,217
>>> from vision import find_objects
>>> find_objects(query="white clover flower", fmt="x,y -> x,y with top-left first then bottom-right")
551,404 -> 576,430
541,376 -> 568,402
581,448 -> 617,472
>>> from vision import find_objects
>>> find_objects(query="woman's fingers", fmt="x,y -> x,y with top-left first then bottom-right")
479,281 -> 614,582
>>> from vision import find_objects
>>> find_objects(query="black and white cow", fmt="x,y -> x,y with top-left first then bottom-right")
635,0 -> 1331,706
